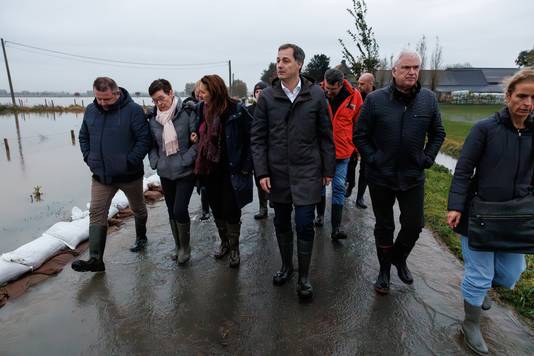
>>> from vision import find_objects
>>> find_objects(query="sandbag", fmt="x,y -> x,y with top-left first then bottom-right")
111,190 -> 129,209
1,235 -> 66,270
145,174 -> 161,188
71,206 -> 89,221
44,217 -> 89,250
0,259 -> 32,286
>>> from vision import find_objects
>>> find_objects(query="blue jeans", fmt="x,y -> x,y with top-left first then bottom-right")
461,236 -> 526,306
321,158 -> 349,206
273,203 -> 315,241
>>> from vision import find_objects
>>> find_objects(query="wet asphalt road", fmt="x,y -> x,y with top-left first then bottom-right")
1,186 -> 533,355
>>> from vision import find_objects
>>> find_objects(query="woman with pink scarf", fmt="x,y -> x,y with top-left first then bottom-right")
147,79 -> 199,265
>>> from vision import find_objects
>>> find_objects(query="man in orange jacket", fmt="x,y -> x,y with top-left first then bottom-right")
315,68 -> 363,239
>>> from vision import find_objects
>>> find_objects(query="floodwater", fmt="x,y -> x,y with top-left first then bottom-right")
0,112 -> 154,253
1,192 -> 532,354
0,96 -> 175,107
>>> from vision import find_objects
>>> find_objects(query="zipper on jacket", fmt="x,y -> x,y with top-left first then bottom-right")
512,129 -> 522,196
396,105 -> 408,170
100,112 -> 107,178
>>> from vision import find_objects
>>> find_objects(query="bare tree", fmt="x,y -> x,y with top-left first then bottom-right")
430,36 -> 443,92
338,0 -> 380,78
416,35 -> 427,85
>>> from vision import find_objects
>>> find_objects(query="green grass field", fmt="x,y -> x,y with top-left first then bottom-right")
425,105 -> 534,324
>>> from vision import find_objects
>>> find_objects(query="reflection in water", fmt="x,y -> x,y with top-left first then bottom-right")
14,112 -> 25,171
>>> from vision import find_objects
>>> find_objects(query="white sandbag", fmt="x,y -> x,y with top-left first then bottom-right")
1,235 -> 66,270
144,174 -> 161,188
108,205 -> 119,219
0,259 -> 32,285
71,206 -> 89,221
111,190 -> 129,209
44,217 -> 89,249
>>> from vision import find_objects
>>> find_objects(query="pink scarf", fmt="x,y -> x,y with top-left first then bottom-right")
155,96 -> 179,156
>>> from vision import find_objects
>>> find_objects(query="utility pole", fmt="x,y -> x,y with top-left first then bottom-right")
228,60 -> 232,96
1,38 -> 16,107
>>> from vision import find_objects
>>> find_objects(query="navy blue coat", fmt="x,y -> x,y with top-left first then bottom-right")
79,88 -> 151,184
198,101 -> 253,208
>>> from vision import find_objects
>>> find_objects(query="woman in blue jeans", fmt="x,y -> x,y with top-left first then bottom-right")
447,68 -> 534,355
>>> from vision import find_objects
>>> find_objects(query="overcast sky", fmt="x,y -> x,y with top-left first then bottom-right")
0,0 -> 532,93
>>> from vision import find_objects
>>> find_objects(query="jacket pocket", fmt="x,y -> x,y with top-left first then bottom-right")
106,154 -> 128,176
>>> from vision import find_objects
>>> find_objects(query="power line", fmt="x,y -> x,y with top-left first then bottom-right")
5,40 -> 228,68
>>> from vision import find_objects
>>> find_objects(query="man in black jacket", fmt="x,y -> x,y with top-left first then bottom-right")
355,51 -> 445,294
72,77 -> 152,273
251,43 -> 335,300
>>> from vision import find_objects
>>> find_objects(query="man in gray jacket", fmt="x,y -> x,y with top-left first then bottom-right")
251,43 -> 335,300
355,51 -> 445,294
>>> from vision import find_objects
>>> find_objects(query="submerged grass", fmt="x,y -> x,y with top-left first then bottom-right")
425,109 -> 534,324
0,104 -> 85,114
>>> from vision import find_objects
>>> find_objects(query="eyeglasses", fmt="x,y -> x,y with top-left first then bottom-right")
152,95 -> 169,104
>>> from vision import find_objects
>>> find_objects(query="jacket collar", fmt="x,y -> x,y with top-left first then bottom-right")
272,75 -> 314,103
497,107 -> 534,130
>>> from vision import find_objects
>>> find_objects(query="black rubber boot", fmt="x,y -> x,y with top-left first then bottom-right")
314,196 -> 326,227
355,197 -> 367,209
200,187 -> 210,221
176,222 -> 191,265
392,240 -> 414,285
130,216 -> 148,252
72,224 -> 107,272
374,245 -> 393,294
273,231 -> 294,285
213,218 -> 229,259
462,300 -> 489,355
227,222 -> 241,268
345,183 -> 355,198
254,190 -> 268,220
481,295 -> 492,311
330,204 -> 348,240
296,239 -> 314,300
169,219 -> 180,261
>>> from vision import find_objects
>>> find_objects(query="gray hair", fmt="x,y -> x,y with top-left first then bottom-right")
324,68 -> 344,85
393,50 -> 422,68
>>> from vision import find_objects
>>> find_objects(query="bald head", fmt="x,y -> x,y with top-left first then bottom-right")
358,73 -> 375,95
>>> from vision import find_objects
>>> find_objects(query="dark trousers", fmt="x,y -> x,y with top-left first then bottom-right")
160,175 -> 196,224
254,175 -> 268,211
346,153 -> 367,198
202,170 -> 241,224
273,203 -> 315,242
368,183 -> 424,249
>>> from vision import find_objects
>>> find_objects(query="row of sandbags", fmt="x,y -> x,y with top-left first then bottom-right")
0,174 -> 161,285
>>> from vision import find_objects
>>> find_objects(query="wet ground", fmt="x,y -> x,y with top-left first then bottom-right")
1,187 -> 533,355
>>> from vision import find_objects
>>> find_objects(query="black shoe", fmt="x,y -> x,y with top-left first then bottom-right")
313,215 -> 324,227
331,229 -> 348,240
330,204 -> 347,240
296,239 -> 314,300
374,245 -> 393,294
393,260 -> 413,285
345,184 -> 354,198
273,231 -> 294,285
254,209 -> 268,220
72,257 -> 105,272
130,216 -> 148,252
214,241 -> 230,259
356,197 -> 367,209
130,237 -> 147,252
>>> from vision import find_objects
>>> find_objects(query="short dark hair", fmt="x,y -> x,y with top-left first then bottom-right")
324,69 -> 344,85
148,79 -> 173,96
278,43 -> 305,65
93,77 -> 119,92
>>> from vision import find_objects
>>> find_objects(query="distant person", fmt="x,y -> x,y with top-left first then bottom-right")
146,79 -> 199,265
447,68 -> 534,355
195,74 -> 253,268
247,81 -> 270,220
355,50 -> 445,294
251,43 -> 335,300
345,72 -> 375,209
72,77 -> 151,272
315,68 -> 363,240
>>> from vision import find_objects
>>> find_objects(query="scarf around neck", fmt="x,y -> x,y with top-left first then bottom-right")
155,96 -> 180,156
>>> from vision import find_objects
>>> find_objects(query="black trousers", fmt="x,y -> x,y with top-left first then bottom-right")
346,153 -> 367,197
368,183 -> 424,248
202,170 -> 241,224
160,175 -> 196,224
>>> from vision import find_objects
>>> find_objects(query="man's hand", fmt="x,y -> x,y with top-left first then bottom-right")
190,132 -> 198,143
260,177 -> 271,193
323,177 -> 332,186
447,211 -> 462,229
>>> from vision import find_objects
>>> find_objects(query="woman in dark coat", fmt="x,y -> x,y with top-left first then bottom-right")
147,79 -> 198,265
195,74 -> 253,268
447,67 -> 534,355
